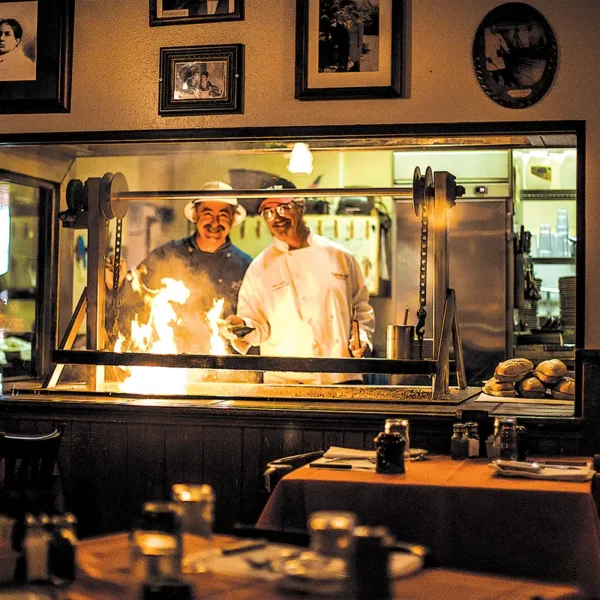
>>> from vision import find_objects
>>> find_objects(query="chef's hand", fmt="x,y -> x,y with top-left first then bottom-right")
349,341 -> 371,358
222,315 -> 247,342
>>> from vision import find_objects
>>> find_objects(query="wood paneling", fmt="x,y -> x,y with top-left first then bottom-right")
0,398 -> 589,538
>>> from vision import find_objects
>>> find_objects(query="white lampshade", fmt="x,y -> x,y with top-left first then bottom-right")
287,142 -> 314,175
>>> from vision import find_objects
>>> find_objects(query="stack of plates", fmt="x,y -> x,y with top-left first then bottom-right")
519,307 -> 538,330
559,276 -> 576,331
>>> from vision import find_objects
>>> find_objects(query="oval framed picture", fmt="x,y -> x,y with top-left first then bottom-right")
472,2 -> 558,109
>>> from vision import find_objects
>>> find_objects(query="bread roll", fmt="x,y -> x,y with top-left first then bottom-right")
483,377 -> 517,397
551,376 -> 575,400
494,358 -> 534,383
515,375 -> 547,399
534,359 -> 568,385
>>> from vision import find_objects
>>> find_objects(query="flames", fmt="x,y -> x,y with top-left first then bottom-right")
115,270 -> 229,395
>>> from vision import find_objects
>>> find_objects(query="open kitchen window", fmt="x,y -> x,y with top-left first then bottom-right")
0,125 -> 583,416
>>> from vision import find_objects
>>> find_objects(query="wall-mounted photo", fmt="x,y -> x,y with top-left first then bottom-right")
150,0 -> 243,26
472,2 -> 558,109
0,0 -> 73,113
295,0 -> 402,100
159,44 -> 244,116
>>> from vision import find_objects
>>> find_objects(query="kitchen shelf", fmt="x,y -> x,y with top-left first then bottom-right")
520,189 -> 576,200
530,257 -> 576,264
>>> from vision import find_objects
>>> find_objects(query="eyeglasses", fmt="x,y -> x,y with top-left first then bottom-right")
196,209 -> 233,223
261,204 -> 294,222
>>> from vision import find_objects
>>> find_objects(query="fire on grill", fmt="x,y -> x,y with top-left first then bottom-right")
113,270 -> 261,393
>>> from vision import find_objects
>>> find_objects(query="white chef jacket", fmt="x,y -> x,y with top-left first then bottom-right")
236,231 -> 375,384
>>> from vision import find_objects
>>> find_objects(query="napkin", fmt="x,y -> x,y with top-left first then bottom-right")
490,462 -> 594,482
323,447 -> 376,460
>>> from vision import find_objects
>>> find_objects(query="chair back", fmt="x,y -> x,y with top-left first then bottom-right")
0,427 -> 64,494
264,450 -> 324,494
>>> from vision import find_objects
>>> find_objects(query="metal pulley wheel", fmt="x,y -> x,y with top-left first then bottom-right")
99,172 -> 129,220
412,166 -> 434,217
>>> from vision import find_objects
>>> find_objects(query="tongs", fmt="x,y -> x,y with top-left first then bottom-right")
229,325 -> 256,338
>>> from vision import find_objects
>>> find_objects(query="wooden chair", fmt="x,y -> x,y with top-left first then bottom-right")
0,426 -> 66,517
263,450 -> 324,494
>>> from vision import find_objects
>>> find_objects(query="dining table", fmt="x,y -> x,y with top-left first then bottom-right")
256,454 -> 600,597
46,531 -> 585,600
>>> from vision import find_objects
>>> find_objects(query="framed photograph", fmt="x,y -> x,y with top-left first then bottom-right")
0,0 -> 73,114
472,2 -> 558,109
150,0 -> 244,26
295,0 -> 402,101
159,44 -> 244,116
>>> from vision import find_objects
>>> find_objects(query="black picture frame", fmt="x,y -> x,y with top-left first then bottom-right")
472,2 -> 558,109
150,0 -> 244,27
295,0 -> 402,101
159,44 -> 244,117
0,0 -> 73,114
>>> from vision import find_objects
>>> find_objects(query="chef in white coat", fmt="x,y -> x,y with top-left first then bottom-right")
226,180 -> 375,384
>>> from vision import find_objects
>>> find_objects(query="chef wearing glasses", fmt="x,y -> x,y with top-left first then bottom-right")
226,178 -> 374,384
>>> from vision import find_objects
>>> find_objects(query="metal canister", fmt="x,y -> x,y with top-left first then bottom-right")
386,325 -> 414,359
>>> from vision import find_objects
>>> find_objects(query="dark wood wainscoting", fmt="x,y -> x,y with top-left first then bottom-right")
0,396 -> 590,538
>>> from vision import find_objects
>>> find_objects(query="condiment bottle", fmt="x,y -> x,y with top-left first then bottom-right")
516,425 -> 529,461
500,418 -> 518,460
23,514 -> 50,582
49,513 -> 77,584
451,423 -> 467,460
350,526 -> 392,600
374,423 -> 406,474
465,422 -> 480,458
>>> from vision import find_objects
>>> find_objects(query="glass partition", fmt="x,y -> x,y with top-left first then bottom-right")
0,130 -> 580,413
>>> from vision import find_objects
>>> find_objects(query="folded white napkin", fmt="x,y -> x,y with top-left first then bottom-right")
323,446 -> 376,460
490,463 -> 594,482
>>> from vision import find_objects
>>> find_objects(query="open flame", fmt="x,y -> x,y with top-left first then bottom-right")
115,269 -> 230,395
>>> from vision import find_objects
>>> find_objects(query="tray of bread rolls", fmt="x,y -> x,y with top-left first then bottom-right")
478,358 -> 574,404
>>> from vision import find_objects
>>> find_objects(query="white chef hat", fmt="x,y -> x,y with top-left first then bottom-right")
184,181 -> 247,227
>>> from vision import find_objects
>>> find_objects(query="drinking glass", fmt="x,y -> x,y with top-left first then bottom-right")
172,483 -> 215,573
307,511 -> 357,558
537,224 -> 553,257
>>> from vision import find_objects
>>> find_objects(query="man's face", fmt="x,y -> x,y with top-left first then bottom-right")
263,201 -> 304,244
0,24 -> 19,55
194,201 -> 234,252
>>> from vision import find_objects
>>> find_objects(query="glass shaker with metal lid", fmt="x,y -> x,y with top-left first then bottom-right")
374,421 -> 406,474
499,417 -> 518,461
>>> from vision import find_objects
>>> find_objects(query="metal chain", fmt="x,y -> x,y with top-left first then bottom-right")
109,217 -> 123,340
415,203 -> 429,359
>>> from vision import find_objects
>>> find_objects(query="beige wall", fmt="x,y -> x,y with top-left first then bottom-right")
1,0 -> 599,343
